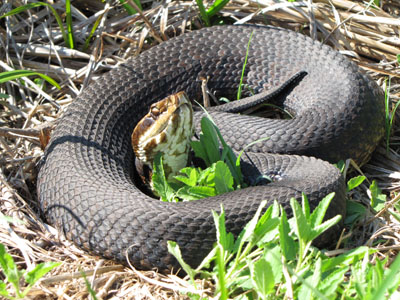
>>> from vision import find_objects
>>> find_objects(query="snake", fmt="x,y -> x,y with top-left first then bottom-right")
37,25 -> 385,272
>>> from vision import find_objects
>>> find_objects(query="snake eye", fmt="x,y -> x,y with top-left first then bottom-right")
150,106 -> 160,118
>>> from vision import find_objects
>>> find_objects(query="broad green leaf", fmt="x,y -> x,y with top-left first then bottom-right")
301,193 -> 311,219
190,140 -> 209,165
0,280 -> 9,297
318,266 -> 348,296
0,243 -> 21,285
389,208 -> 400,223
25,262 -> 61,286
263,245 -> 283,284
279,208 -> 296,260
176,185 -> 216,200
373,257 -> 385,286
152,153 -> 176,202
249,258 -> 274,298
194,117 -> 221,165
254,207 -> 280,243
290,198 -> 311,242
310,215 -> 341,241
370,254 -> 400,299
167,241 -> 196,280
369,180 -> 386,212
174,167 -> 198,187
345,200 -> 366,226
347,175 -> 366,191
194,112 -> 244,187
0,70 -> 60,89
0,93 -> 9,98
214,161 -> 234,194
352,252 -> 371,299
0,213 -> 25,225
334,160 -> 346,173
240,201 -> 267,245
212,206 -> 228,249
309,192 -> 335,227
195,246 -> 218,272
197,167 -> 214,186
298,257 -> 322,299
216,243 -> 228,299
322,246 -> 371,272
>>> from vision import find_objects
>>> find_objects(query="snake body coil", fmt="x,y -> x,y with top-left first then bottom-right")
38,25 -> 384,271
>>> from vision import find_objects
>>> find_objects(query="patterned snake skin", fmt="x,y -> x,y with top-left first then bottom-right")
38,25 -> 385,272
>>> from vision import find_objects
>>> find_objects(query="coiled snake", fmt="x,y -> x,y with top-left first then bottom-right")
38,25 -> 385,272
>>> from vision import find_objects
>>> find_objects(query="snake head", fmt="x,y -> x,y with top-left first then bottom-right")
131,91 -> 194,187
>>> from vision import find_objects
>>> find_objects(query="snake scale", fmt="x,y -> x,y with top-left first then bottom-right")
38,25 -> 385,272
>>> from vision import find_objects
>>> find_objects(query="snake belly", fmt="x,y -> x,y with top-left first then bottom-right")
37,25 -> 385,272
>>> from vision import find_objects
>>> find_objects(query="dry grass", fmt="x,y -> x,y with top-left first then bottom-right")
0,0 -> 400,299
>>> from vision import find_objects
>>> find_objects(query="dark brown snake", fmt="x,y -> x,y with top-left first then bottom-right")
37,25 -> 385,272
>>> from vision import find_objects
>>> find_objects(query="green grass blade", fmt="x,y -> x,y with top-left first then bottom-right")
290,198 -> 310,242
386,75 -> 400,152
0,244 -> 22,296
370,254 -> 400,299
309,192 -> 335,227
151,153 -> 176,202
347,175 -> 366,191
119,0 -> 142,15
65,0 -> 74,49
80,271 -> 99,300
237,31 -> 254,100
25,262 -> 61,286
0,2 -> 47,18
0,2 -> 69,49
206,0 -> 230,17
167,241 -> 197,281
84,13 -> 104,51
0,281 -> 10,298
279,208 -> 296,260
384,77 -> 391,152
0,70 -> 61,89
196,0 -> 210,26
235,137 -> 269,170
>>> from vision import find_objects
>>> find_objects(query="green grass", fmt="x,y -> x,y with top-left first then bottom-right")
119,0 -> 142,15
196,0 -> 230,26
237,31 -> 254,100
0,2 -> 71,48
150,109 -> 398,298
0,217 -> 60,300
0,244 -> 60,299
168,193 -> 400,299
384,77 -> 400,152
0,70 -> 60,90
65,0 -> 75,49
